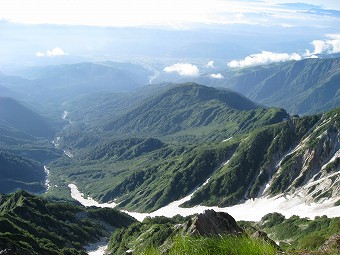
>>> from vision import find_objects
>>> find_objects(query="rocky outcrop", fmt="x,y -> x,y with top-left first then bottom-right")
319,234 -> 340,253
184,209 -> 243,236
252,230 -> 280,249
263,110 -> 340,204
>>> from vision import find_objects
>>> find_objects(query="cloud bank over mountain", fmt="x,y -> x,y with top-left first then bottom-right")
164,63 -> 199,76
228,33 -> 340,68
228,51 -> 302,68
210,73 -> 224,79
36,47 -> 66,57
311,34 -> 340,55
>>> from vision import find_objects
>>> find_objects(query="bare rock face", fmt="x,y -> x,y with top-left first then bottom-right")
185,209 -> 243,236
319,234 -> 340,253
252,230 -> 280,249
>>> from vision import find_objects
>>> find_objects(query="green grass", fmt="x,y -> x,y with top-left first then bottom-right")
258,213 -> 340,252
138,235 -> 277,255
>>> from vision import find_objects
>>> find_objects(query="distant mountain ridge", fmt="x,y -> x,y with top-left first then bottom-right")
193,57 -> 340,115
0,62 -> 153,108
0,97 -> 56,138
102,83 -> 286,136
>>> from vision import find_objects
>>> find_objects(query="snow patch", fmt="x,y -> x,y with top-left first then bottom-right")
222,137 -> 233,142
68,184 -> 117,208
62,111 -> 69,120
62,110 -> 72,124
44,166 -> 50,190
85,240 -> 108,255
64,150 -> 74,158
52,136 -> 60,148
321,149 -> 340,170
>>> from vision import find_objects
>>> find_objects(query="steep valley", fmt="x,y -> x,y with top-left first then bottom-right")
37,83 -> 339,224
67,107 -> 339,221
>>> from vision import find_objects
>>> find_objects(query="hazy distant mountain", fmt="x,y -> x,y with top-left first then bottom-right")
0,97 -> 56,138
0,21 -> 329,65
1,61 -> 153,108
0,84 -> 14,97
195,57 -> 340,115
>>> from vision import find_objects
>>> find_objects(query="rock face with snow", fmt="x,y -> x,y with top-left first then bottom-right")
186,108 -> 340,209
265,109 -> 340,203
185,209 -> 243,236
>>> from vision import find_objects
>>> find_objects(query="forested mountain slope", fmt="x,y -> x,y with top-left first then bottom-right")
0,151 -> 46,193
186,107 -> 339,207
52,107 -> 339,213
0,191 -> 135,255
47,83 -> 289,212
0,97 -> 63,194
102,83 -> 286,136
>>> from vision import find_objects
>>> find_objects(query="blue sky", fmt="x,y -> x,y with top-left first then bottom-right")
0,0 -> 339,28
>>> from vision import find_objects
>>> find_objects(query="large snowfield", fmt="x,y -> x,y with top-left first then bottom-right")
69,183 -> 339,222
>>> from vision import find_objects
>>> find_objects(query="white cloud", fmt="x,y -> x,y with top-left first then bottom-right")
310,34 -> 340,55
227,51 -> 302,68
304,50 -> 319,59
47,47 -> 65,57
206,61 -> 215,68
210,73 -> 224,79
227,34 -> 340,68
35,47 -> 66,57
164,63 -> 199,76
35,51 -> 45,57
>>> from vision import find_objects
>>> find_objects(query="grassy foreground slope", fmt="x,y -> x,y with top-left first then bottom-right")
107,212 -> 339,255
257,213 -> 340,252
